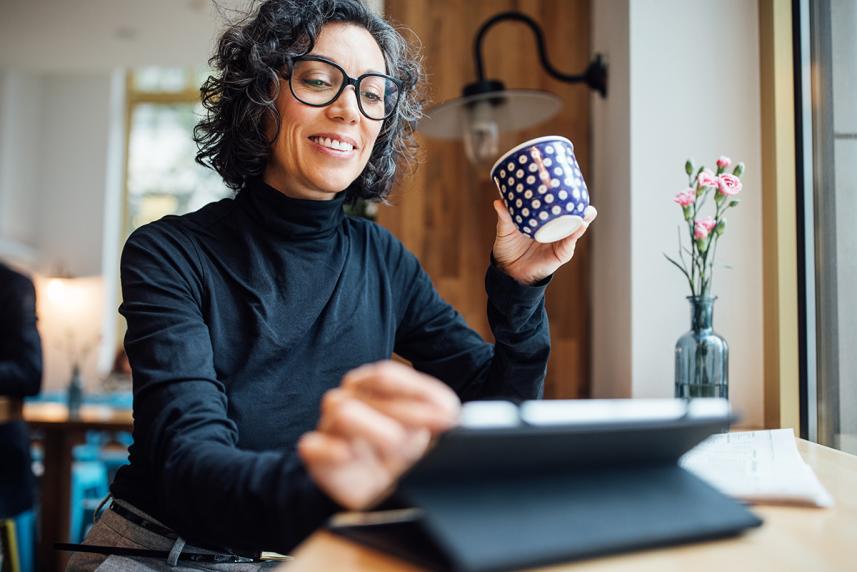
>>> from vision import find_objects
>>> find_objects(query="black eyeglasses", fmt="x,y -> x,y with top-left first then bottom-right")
284,55 -> 402,121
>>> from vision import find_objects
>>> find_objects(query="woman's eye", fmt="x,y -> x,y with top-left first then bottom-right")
303,78 -> 332,88
361,91 -> 382,103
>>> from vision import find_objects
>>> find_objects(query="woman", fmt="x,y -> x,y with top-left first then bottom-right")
69,0 -> 596,569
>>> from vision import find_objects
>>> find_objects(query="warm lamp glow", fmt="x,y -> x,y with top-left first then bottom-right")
45,278 -> 67,305
35,274 -> 105,391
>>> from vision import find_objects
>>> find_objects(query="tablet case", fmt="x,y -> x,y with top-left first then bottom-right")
330,407 -> 763,571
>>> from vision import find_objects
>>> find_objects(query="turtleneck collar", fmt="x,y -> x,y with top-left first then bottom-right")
238,177 -> 347,240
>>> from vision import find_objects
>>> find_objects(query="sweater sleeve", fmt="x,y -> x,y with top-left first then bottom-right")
118,224 -> 340,554
389,232 -> 551,402
0,273 -> 43,397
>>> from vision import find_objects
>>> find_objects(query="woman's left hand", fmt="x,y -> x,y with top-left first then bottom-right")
491,200 -> 598,285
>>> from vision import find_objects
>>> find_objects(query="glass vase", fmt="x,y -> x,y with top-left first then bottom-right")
675,296 -> 729,399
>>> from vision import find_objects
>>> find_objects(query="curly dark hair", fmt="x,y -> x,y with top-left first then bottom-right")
194,0 -> 424,203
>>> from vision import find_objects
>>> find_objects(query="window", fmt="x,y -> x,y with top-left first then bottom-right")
796,0 -> 857,453
125,67 -> 231,234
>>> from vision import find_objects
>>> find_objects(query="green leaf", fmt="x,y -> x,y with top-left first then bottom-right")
664,253 -> 689,276
685,159 -> 694,175
728,199 -> 740,208
733,162 -> 745,177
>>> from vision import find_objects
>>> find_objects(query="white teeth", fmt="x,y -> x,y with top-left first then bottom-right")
312,136 -> 354,152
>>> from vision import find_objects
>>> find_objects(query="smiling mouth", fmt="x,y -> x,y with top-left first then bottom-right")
309,136 -> 355,152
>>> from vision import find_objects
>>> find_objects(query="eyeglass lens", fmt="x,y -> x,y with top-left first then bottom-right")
290,59 -> 399,120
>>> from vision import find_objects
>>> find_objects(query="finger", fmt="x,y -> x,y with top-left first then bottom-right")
343,361 -> 460,419
352,393 -> 458,433
320,389 -> 409,453
298,431 -> 352,466
493,199 -> 518,237
583,205 -> 598,223
566,206 -> 597,242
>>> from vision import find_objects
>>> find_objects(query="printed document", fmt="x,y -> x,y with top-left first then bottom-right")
680,429 -> 832,507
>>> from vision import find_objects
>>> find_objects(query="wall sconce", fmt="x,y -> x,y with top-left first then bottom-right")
418,11 -> 608,165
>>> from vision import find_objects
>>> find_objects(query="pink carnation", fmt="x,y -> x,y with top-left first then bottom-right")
717,173 -> 742,196
694,217 -> 717,239
673,189 -> 695,207
697,170 -> 717,188
716,156 -> 732,169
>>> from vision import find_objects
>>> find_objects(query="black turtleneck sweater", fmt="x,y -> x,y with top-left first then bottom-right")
112,178 -> 551,554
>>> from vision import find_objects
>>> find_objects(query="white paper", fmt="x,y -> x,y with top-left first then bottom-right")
680,429 -> 833,507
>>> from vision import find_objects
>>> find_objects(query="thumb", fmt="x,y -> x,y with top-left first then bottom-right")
493,200 -> 517,237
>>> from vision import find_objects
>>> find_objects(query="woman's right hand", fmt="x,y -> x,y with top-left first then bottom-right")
297,360 -> 461,510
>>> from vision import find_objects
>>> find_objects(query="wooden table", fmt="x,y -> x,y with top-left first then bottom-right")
286,440 -> 856,571
24,402 -> 133,572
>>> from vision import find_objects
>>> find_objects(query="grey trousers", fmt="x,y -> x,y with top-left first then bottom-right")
65,501 -> 282,571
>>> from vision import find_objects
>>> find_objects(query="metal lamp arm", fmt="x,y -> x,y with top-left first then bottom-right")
473,11 -> 607,97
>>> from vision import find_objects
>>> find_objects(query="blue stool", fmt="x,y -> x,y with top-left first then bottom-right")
13,510 -> 35,572
68,457 -> 109,544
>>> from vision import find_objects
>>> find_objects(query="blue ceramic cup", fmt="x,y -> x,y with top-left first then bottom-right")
490,135 -> 589,243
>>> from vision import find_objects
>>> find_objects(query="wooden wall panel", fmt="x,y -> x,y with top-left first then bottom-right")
381,0 -> 592,398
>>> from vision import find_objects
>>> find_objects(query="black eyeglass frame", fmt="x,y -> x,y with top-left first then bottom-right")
284,55 -> 403,121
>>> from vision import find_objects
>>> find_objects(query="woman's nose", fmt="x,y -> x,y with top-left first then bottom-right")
326,85 -> 361,123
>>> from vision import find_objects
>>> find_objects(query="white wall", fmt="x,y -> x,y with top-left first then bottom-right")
591,0 -> 632,398
0,72 -> 43,253
592,0 -> 764,427
36,73 -> 114,277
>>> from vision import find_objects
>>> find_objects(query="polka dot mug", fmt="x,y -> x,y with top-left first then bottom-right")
490,135 -> 589,243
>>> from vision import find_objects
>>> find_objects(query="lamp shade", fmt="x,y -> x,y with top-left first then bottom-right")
418,89 -> 562,140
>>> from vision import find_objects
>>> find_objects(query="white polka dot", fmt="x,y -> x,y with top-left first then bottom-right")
554,167 -> 564,176
507,162 -> 515,171
526,175 -> 535,185
499,169 -> 506,177
545,193 -> 554,203
540,170 -> 551,181
551,179 -> 560,188
507,177 -> 514,186
545,145 -> 554,154
518,155 -> 528,164
537,184 -> 547,194
507,192 -> 514,200
515,215 -> 523,223
521,207 -> 530,216
515,199 -> 523,207
556,145 -> 566,155
572,188 -> 581,199
539,211 -> 549,220
566,203 -> 574,211
558,190 -> 568,200
516,169 -> 524,178
528,163 -> 538,172
544,157 -> 553,167
516,183 -> 524,192
524,227 -> 532,234
532,199 -> 541,209
524,190 -> 533,199
552,205 -> 562,215
564,178 -> 574,186
529,219 -> 538,227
